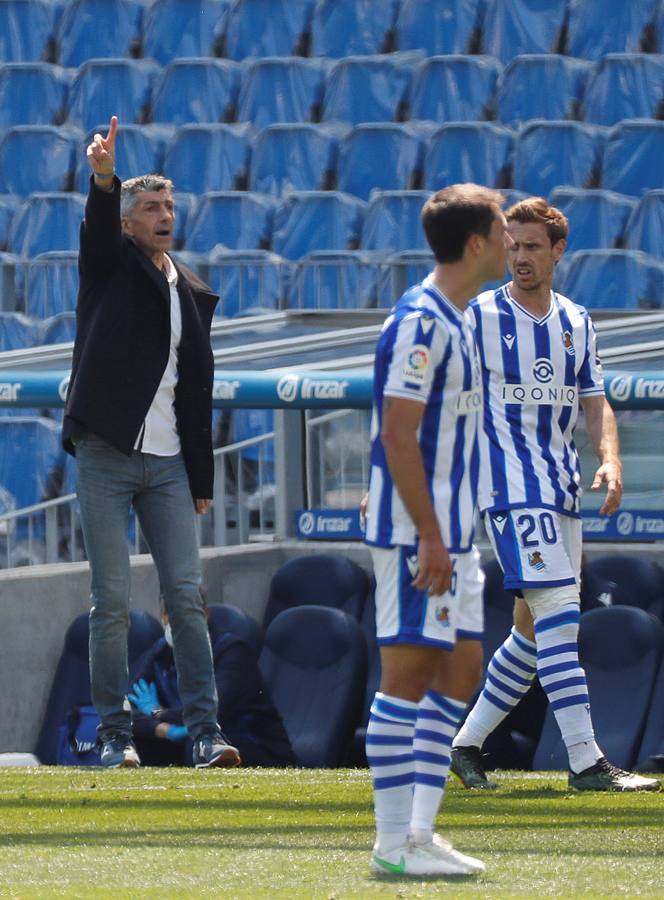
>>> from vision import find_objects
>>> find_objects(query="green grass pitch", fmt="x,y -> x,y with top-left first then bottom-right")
0,767 -> 662,898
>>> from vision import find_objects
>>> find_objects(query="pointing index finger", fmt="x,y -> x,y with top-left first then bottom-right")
105,115 -> 118,149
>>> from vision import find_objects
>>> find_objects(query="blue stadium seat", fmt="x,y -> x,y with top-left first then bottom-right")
207,603 -> 262,660
322,52 -> 420,126
142,0 -> 227,65
35,609 -> 163,764
311,0 -> 398,57
549,188 -> 637,253
223,0 -> 314,59
24,250 -> 78,318
395,0 -> 480,55
566,0 -> 656,59
55,0 -> 143,66
624,190 -> 664,255
183,191 -> 275,253
231,407 -> 275,484
0,63 -> 69,127
0,253 -> 19,312
206,248 -> 289,316
0,125 -> 79,196
557,249 -> 664,310
0,416 -> 61,508
376,249 -> 434,308
636,655 -> 664,771
264,553 -> 370,630
583,554 -> 664,621
272,191 -> 366,259
501,189 -> 530,208
423,122 -> 514,191
0,0 -> 57,62
481,0 -> 566,63
8,193 -> 86,257
409,54 -> 501,123
533,606 -> 664,771
512,120 -> 605,196
336,124 -> 424,201
150,58 -> 240,126
258,605 -> 367,767
0,195 -> 21,250
0,312 -> 37,350
361,190 -> 429,251
67,58 -> 159,132
171,192 -> 197,247
348,585 -> 381,767
602,120 -> 664,196
287,250 -> 381,310
249,123 -> 343,197
237,57 -> 327,131
496,55 -> 590,127
163,124 -> 252,194
38,310 -> 76,345
582,53 -> 664,126
74,123 -> 166,193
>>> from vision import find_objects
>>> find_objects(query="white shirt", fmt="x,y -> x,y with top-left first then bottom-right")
365,275 -> 482,553
134,253 -> 182,456
468,283 -> 605,516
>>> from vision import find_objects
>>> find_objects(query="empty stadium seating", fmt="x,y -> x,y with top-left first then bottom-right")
557,249 -> 664,310
287,250 -> 380,310
24,250 -> 79,318
272,191 -> 365,259
249,123 -> 342,196
322,52 -> 419,125
512,120 -> 605,196
481,0 -> 567,62
75,123 -> 166,193
141,0 -> 227,65
0,62 -> 70,128
8,193 -> 86,258
408,54 -> 500,122
207,603 -> 263,659
162,124 -> 252,194
583,554 -> 664,621
549,188 -> 636,253
336,123 -> 424,200
183,191 -> 275,253
375,249 -> 434,307
361,189 -> 429,251
237,57 -> 327,130
566,0 -> 657,59
624,190 -> 664,256
38,310 -> 76,345
0,416 -> 62,508
496,55 -> 590,126
0,126 -> 79,196
636,654 -> 664,772
395,0 -> 480,56
150,58 -> 240,126
55,0 -> 143,67
66,58 -> 159,132
0,196 -> 20,252
582,53 -> 664,126
223,0 -> 313,60
0,312 -> 37,351
422,122 -> 514,191
206,248 -> 288,316
602,121 -> 664,196
311,0 -> 397,57
0,0 -> 57,63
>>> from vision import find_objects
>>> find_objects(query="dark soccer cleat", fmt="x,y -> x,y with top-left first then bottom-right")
99,735 -> 140,768
569,756 -> 662,792
449,745 -> 499,790
193,731 -> 241,769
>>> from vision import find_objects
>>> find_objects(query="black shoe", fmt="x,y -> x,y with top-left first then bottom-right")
99,735 -> 140,769
449,745 -> 498,789
192,731 -> 241,769
569,756 -> 661,792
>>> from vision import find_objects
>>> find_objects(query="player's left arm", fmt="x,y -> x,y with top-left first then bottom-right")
580,394 -> 623,516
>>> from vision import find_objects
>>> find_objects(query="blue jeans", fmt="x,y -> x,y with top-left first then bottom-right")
75,433 -> 219,742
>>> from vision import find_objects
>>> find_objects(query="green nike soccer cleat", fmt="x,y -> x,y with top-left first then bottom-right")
569,756 -> 662,792
450,745 -> 499,789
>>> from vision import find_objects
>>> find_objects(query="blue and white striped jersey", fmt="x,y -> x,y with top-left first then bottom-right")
365,276 -> 482,553
468,283 -> 605,516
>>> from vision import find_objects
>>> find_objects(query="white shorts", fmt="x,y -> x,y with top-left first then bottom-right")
484,507 -> 582,592
370,544 -> 484,649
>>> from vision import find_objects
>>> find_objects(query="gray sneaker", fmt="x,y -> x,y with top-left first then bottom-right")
450,746 -> 499,790
569,757 -> 662,792
192,732 -> 241,768
99,735 -> 140,769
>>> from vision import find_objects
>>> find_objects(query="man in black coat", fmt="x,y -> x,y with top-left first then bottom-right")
63,115 -> 240,770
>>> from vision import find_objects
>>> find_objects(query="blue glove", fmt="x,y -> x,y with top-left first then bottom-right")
128,678 -> 159,716
165,725 -> 188,742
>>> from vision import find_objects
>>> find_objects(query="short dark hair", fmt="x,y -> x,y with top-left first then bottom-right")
421,184 -> 504,264
505,196 -> 568,246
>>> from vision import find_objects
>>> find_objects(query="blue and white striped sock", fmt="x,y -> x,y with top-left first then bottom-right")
410,690 -> 466,839
454,627 -> 537,749
535,603 -> 597,760
366,692 -> 418,854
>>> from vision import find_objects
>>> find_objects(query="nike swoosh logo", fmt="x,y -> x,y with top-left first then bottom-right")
420,317 -> 434,335
503,334 -> 515,350
373,854 -> 406,874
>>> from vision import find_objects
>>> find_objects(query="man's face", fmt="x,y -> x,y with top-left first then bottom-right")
507,220 -> 565,293
122,190 -> 175,258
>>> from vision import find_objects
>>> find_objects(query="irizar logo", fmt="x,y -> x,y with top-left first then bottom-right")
616,511 -> 635,536
276,374 -> 299,403
298,511 -> 315,535
0,382 -> 21,401
212,379 -> 240,400
608,375 -> 632,403
58,375 -> 70,402
298,511 -> 353,535
300,378 -> 350,400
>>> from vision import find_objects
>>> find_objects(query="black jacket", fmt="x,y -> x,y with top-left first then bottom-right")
62,176 -> 218,499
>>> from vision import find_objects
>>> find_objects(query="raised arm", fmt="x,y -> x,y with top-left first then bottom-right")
86,115 -> 118,191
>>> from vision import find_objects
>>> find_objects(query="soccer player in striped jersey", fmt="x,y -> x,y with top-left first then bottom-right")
364,184 -> 510,878
450,197 -> 660,793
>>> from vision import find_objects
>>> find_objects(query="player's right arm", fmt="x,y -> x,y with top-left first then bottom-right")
381,395 -> 452,596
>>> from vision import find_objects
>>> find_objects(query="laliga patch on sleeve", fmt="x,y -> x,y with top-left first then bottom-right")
402,344 -> 430,383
